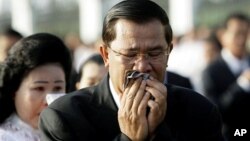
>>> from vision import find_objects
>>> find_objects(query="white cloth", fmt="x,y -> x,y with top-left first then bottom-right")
0,113 -> 41,141
46,93 -> 66,105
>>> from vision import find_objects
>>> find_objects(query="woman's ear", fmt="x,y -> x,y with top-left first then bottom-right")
168,43 -> 173,53
99,44 -> 109,68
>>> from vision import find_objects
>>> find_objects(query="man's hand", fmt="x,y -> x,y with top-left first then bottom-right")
146,76 -> 167,137
118,78 -> 151,141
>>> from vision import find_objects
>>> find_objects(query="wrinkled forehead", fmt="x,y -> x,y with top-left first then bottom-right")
111,19 -> 167,48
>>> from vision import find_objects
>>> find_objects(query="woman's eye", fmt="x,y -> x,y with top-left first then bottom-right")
34,87 -> 45,91
53,86 -> 63,92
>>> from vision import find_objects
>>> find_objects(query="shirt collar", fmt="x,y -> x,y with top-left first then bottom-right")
221,49 -> 249,76
109,78 -> 120,108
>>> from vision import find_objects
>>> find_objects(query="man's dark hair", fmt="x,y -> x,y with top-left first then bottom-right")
0,33 -> 72,123
102,0 -> 173,46
224,12 -> 249,29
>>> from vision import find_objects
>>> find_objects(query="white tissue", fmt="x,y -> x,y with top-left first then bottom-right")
46,93 -> 66,105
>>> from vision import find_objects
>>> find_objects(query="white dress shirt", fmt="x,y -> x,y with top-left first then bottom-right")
109,78 -> 120,108
221,49 -> 250,92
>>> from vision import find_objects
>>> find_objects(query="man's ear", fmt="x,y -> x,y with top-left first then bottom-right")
99,44 -> 109,68
75,82 -> 80,90
166,43 -> 173,67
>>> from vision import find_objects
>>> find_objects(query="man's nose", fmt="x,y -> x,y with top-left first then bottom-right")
133,57 -> 152,73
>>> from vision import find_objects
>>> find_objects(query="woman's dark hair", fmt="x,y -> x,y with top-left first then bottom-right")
77,54 -> 104,82
102,0 -> 173,46
0,27 -> 23,39
0,33 -> 72,123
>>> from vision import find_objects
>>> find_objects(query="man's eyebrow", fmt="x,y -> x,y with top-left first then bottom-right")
148,46 -> 165,51
122,46 -> 165,52
122,48 -> 138,52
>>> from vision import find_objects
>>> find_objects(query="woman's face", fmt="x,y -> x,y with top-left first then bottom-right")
14,63 -> 66,129
77,62 -> 106,89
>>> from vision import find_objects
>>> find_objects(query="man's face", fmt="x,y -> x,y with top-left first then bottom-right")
222,19 -> 249,58
101,19 -> 171,95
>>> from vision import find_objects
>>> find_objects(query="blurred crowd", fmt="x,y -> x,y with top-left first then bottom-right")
169,13 -> 250,140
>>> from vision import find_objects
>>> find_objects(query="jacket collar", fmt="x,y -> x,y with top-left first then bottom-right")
91,73 -> 118,111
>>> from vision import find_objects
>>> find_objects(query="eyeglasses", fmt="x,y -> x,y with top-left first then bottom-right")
107,46 -> 170,64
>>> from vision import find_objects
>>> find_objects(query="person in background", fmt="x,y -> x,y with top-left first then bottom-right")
0,33 -> 72,141
76,54 -> 107,89
167,27 -> 208,94
64,33 -> 98,92
0,28 -> 23,62
202,13 -> 250,141
39,1 -> 224,140
202,26 -> 223,65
